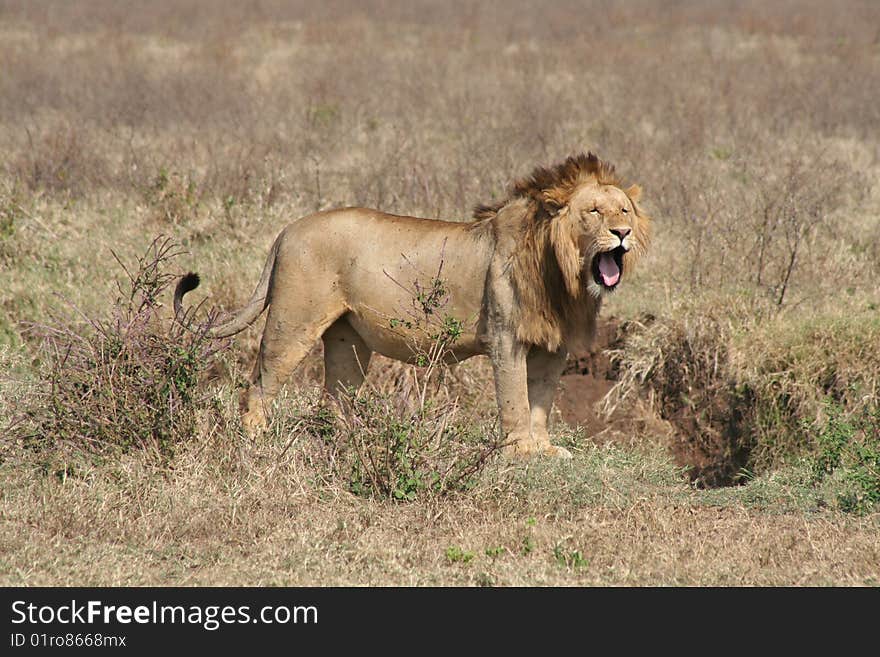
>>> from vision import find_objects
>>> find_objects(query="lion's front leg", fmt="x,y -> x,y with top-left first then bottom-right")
489,332 -> 536,457
526,346 -> 572,459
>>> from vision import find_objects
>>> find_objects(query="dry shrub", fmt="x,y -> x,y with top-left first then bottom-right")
0,181 -> 26,265
605,310 -> 755,487
326,382 -> 497,501
651,143 -> 864,305
747,154 -> 855,306
16,237 -> 227,458
144,167 -> 201,225
11,124 -> 109,196
308,260 -> 500,500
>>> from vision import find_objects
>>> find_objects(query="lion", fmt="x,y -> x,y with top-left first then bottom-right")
174,152 -> 651,458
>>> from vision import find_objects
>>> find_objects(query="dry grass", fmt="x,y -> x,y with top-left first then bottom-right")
1,0 -> 879,585
2,428 -> 878,586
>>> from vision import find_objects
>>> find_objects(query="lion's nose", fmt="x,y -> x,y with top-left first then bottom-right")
610,227 -> 631,241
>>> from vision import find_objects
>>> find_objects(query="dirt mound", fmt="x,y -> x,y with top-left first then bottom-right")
557,316 -> 754,488
627,317 -> 756,488
556,319 -> 624,441
556,316 -> 672,446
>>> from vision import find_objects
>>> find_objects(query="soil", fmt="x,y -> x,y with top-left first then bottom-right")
556,319 -> 625,442
663,386 -> 755,488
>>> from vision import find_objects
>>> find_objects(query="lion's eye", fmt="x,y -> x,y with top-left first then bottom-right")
622,207 -> 629,213
589,208 -> 599,215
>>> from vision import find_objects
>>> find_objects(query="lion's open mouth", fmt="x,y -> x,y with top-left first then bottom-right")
592,247 -> 626,290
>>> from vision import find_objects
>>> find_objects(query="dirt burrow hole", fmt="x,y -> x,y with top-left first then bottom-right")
557,318 -> 753,488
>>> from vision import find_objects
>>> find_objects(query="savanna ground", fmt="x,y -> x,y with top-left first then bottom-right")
1,0 -> 879,586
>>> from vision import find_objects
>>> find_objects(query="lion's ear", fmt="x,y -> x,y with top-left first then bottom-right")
549,206 -> 581,297
540,188 -> 567,213
625,184 -> 642,202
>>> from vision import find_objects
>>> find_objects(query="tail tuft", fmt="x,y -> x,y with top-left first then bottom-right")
179,272 -> 200,293
174,272 -> 201,319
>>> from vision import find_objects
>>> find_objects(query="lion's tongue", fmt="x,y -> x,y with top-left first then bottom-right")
598,253 -> 620,286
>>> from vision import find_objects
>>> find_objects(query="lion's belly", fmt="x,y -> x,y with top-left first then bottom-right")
313,211 -> 492,364
345,312 -> 485,363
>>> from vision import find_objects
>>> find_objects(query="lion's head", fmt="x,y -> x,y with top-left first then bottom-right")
474,152 -> 651,351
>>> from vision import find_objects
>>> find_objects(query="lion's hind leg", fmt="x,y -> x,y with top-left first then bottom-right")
322,316 -> 372,395
242,301 -> 345,436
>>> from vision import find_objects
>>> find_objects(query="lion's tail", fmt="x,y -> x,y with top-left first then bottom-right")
174,236 -> 280,338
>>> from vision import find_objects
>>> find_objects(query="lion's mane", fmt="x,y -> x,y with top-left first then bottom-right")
473,152 -> 651,353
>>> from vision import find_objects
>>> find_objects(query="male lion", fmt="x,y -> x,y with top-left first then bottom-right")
174,152 -> 650,458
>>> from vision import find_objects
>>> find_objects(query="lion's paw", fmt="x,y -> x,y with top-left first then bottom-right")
502,436 -> 572,460
241,410 -> 268,439
539,444 -> 572,460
